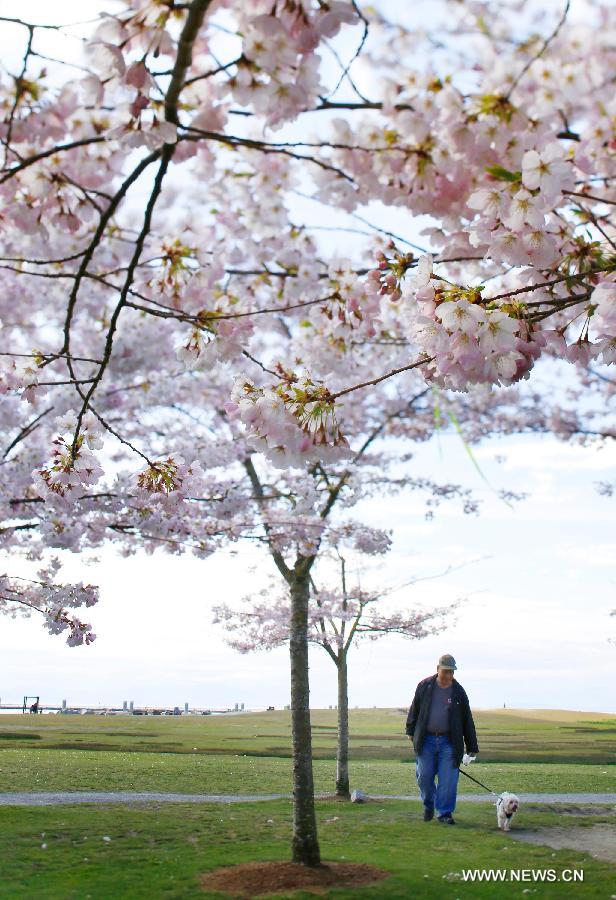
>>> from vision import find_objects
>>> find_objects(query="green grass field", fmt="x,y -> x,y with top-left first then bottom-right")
1,800 -> 615,898
0,707 -> 614,795
2,707 -> 616,758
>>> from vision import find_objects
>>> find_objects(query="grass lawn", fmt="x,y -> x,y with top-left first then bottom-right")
0,750 -> 613,796
0,708 -> 614,796
1,708 -> 615,762
0,799 -> 614,899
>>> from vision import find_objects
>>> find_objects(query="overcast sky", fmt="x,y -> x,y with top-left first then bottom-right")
3,432 -> 614,714
1,0 -> 614,717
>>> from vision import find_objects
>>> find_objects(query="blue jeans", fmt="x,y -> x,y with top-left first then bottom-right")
415,734 -> 459,817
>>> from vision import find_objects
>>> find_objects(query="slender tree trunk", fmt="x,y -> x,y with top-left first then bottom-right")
289,572 -> 321,866
335,650 -> 351,798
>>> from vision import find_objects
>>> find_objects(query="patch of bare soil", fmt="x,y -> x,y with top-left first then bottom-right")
525,803 -> 616,818
553,805 -> 616,817
199,860 -> 389,897
509,824 -> 616,864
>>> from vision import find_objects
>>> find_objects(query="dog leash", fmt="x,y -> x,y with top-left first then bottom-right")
458,767 -> 500,798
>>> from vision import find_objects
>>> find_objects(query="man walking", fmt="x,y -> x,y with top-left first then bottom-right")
406,653 -> 479,825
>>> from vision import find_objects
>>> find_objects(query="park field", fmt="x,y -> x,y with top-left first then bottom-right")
0,707 -> 614,795
1,709 -> 614,898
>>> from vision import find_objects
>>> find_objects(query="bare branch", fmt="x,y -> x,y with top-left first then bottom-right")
505,0 -> 571,101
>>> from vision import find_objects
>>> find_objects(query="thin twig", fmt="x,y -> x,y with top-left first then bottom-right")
505,0 -> 571,100
331,357 -> 433,401
0,137 -> 106,183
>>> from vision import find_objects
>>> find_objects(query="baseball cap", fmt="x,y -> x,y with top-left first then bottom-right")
438,653 -> 457,670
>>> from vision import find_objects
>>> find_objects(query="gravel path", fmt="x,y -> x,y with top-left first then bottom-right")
0,792 -> 614,807
0,791 -> 287,806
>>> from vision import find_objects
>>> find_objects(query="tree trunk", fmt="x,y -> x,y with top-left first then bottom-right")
289,573 -> 321,866
335,650 -> 350,798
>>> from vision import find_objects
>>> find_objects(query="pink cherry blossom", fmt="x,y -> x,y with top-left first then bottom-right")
591,282 -> 616,339
521,143 -> 573,203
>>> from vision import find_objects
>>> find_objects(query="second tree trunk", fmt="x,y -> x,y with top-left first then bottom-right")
336,650 -> 350,798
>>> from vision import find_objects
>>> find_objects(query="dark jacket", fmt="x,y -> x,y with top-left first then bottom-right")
406,674 -> 479,767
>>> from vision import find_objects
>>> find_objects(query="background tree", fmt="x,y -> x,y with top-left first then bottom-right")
214,550 -> 461,797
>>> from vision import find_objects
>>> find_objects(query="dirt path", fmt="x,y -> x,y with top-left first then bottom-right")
509,824 -> 616,864
0,791 -> 614,806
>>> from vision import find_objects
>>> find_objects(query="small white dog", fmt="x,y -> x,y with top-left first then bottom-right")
496,792 -> 520,831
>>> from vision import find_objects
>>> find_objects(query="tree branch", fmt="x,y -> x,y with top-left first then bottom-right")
243,457 -> 292,582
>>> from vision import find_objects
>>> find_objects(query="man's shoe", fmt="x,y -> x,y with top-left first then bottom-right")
437,814 -> 456,825
423,807 -> 434,822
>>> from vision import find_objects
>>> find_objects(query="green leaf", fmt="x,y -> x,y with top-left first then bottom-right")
485,165 -> 522,183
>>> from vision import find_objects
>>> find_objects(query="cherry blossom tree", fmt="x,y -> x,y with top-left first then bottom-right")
214,551 -> 459,798
0,560 -> 97,646
217,378 -> 496,854
1,0 -> 614,868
